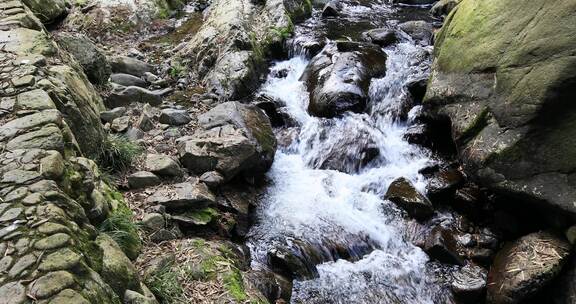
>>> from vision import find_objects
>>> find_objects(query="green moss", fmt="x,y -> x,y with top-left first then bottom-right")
224,268 -> 247,302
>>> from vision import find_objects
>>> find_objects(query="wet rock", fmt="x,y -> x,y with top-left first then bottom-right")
159,109 -> 191,126
406,77 -> 428,104
246,269 -> 292,303
302,43 -> 387,117
145,154 -> 182,177
56,33 -> 111,85
22,0 -> 66,23
363,28 -> 397,47
398,21 -> 433,45
100,107 -> 126,123
426,166 -> 465,203
106,86 -> 163,107
110,116 -> 131,133
395,0 -> 436,4
268,246 -> 319,280
431,0 -> 461,17
200,171 -> 225,189
147,181 -> 216,209
451,264 -> 487,303
321,0 -> 340,17
128,171 -> 161,189
96,234 -> 141,296
179,101 -> 276,181
284,0 -> 313,22
487,231 -> 571,304
452,186 -> 483,218
424,226 -> 465,265
110,73 -> 148,88
109,56 -> 154,77
385,177 -> 434,221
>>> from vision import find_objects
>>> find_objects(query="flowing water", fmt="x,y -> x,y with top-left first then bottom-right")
248,1 -> 452,303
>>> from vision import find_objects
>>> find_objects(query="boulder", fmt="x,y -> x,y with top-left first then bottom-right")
128,171 -> 161,189
146,181 -> 216,209
136,112 -> 154,132
109,56 -> 154,77
178,101 -> 276,181
55,33 -> 111,85
487,231 -> 571,304
159,109 -> 191,126
451,264 -> 487,303
145,154 -> 182,177
301,42 -> 387,117
110,73 -> 148,88
110,116 -> 131,133
385,177 -> 434,221
22,0 -> 67,23
424,0 -> 576,217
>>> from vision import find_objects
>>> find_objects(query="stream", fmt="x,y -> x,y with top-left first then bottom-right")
246,0 -> 455,303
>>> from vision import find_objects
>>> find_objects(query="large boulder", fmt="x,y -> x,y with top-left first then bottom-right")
301,42 -> 387,117
178,101 -> 276,181
22,0 -> 67,23
487,231 -> 571,304
55,33 -> 111,85
95,234 -> 142,297
178,0 -> 308,99
424,0 -> 576,217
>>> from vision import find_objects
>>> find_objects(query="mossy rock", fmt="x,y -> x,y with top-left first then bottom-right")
425,0 -> 576,215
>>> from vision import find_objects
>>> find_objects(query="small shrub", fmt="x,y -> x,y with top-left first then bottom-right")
97,134 -> 142,173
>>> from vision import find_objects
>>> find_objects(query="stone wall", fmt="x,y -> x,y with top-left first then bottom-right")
0,1 -> 152,303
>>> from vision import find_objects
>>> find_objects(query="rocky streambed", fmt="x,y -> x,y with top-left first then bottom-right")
0,0 -> 575,304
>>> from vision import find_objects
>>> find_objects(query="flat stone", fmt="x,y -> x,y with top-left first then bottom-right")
109,56 -> 154,77
6,124 -> 64,152
110,73 -> 147,87
147,181 -> 216,209
11,75 -> 35,87
106,86 -> 163,107
0,110 -> 61,142
15,89 -> 55,111
1,169 -> 41,184
48,289 -> 90,304
34,233 -> 71,250
38,222 -> 70,235
128,171 -> 161,189
145,154 -> 181,177
0,281 -> 26,304
159,109 -> 191,126
199,171 -> 225,189
4,187 -> 28,202
100,107 -> 126,123
39,248 -> 82,272
0,207 -> 22,222
136,112 -> 154,131
29,271 -> 76,299
0,255 -> 14,273
125,127 -> 145,141
141,213 -> 165,231
8,253 -> 36,278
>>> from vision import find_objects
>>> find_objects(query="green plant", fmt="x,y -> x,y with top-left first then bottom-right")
98,203 -> 142,260
224,269 -> 247,302
97,134 -> 142,173
146,265 -> 184,303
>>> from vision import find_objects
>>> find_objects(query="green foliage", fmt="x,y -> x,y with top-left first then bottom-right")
224,269 -> 247,302
98,202 -> 142,260
169,60 -> 187,78
146,264 -> 184,303
96,134 -> 142,173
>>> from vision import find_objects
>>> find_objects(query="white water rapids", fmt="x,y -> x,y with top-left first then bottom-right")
248,2 -> 450,303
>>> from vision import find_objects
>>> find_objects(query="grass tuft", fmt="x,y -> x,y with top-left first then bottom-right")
96,134 -> 142,173
98,203 -> 142,260
146,264 -> 184,303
